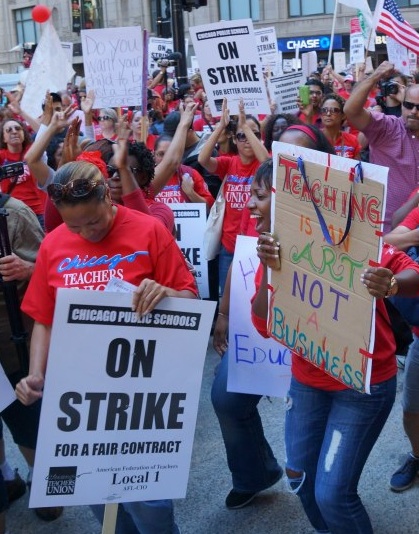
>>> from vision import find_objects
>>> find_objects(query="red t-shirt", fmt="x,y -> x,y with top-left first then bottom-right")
154,166 -> 214,207
215,155 -> 260,253
22,205 -> 196,326
251,243 -> 419,390
331,131 -> 361,159
0,148 -> 45,215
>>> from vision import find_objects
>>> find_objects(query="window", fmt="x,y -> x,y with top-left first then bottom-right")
219,0 -> 260,21
289,0 -> 334,17
150,0 -> 171,37
14,8 -> 39,45
369,0 -> 419,7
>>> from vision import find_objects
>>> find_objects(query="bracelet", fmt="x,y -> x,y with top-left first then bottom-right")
218,312 -> 229,318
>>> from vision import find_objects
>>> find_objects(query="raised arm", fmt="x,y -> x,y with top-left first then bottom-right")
198,98 -> 230,173
152,101 -> 199,194
344,61 -> 396,131
237,99 -> 269,163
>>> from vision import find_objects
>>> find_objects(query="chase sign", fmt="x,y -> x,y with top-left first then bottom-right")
277,35 -> 342,52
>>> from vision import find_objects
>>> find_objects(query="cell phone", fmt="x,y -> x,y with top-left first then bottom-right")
298,85 -> 310,106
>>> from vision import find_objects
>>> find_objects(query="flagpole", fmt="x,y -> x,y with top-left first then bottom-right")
327,0 -> 339,66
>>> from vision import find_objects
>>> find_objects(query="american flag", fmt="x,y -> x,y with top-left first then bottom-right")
375,0 -> 419,54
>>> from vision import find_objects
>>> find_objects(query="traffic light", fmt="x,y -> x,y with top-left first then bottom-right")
182,0 -> 207,12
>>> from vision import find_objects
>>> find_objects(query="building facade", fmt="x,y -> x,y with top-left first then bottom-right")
0,0 -> 418,75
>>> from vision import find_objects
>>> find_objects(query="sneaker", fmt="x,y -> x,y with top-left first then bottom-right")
390,454 -> 419,492
225,467 -> 283,509
5,469 -> 26,505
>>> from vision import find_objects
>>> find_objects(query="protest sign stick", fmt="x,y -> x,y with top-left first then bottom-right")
102,503 -> 118,534
141,28 -> 149,143
327,0 -> 339,66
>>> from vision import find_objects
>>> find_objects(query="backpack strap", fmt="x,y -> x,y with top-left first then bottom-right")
0,194 -> 10,208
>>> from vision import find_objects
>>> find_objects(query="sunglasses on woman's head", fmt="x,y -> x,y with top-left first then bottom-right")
47,178 -> 105,202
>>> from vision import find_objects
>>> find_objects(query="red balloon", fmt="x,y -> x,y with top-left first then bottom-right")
32,5 -> 51,23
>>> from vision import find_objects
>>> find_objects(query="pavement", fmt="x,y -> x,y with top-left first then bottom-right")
3,341 -> 419,534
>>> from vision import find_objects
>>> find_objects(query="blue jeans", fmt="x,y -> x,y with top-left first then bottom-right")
285,375 -> 396,534
211,353 -> 282,492
403,333 -> 419,412
218,245 -> 234,297
91,500 -> 179,534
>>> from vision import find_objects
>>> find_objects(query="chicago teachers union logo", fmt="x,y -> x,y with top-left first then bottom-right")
46,466 -> 77,495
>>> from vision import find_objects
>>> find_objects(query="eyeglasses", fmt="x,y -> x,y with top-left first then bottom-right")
47,178 -> 105,202
4,125 -> 23,134
98,115 -> 112,121
309,90 -> 322,96
236,131 -> 262,142
403,101 -> 419,111
320,107 -> 342,115
106,165 -> 141,176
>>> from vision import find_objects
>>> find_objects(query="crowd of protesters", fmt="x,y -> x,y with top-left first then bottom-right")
0,49 -> 419,534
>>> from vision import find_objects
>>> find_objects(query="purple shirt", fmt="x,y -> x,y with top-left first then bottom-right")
363,112 -> 419,232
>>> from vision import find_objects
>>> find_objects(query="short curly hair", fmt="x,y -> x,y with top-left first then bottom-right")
127,141 -> 155,189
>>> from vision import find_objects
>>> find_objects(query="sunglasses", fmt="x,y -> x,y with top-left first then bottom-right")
4,125 -> 23,133
320,106 -> 342,115
98,115 -> 112,121
106,165 -> 141,176
47,178 -> 105,202
236,131 -> 261,142
403,101 -> 419,111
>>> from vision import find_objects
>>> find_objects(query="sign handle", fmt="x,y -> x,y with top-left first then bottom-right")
101,503 -> 118,534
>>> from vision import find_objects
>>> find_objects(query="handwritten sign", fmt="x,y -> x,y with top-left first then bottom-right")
228,236 -> 291,397
29,289 -> 215,507
269,143 -> 388,393
268,71 -> 304,114
171,203 -> 209,299
81,27 -> 143,109
189,19 -> 270,116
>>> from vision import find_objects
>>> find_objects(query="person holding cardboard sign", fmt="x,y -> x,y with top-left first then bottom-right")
251,125 -> 419,534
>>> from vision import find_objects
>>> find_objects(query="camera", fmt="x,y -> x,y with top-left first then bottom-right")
157,58 -> 177,68
0,162 -> 24,181
380,81 -> 399,97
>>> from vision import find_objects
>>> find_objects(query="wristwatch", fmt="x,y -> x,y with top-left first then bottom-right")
385,276 -> 398,298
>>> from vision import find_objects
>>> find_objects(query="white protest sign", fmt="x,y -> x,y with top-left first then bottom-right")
350,33 -> 364,65
190,19 -> 270,116
386,36 -> 410,75
301,51 -> 318,79
268,71 -> 304,114
61,42 -> 74,65
228,236 -> 291,397
148,37 -> 189,73
333,51 -> 346,73
254,27 -> 280,74
171,204 -> 209,299
29,289 -> 215,507
21,20 -> 75,118
81,27 -> 142,109
190,56 -> 200,74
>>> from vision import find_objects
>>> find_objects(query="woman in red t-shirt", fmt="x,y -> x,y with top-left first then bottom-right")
198,98 -> 269,293
250,125 -> 419,533
0,119 -> 45,226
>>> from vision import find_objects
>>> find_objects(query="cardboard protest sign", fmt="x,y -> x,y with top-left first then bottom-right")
228,236 -> 291,397
170,203 -> 209,299
269,143 -> 388,393
29,289 -> 215,507
81,27 -> 142,109
190,19 -> 270,116
254,27 -> 280,74
268,71 -> 304,114
0,363 -> 16,412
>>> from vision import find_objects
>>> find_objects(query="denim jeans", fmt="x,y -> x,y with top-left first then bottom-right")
211,352 -> 282,492
218,245 -> 234,297
285,375 -> 396,534
403,333 -> 419,412
91,500 -> 179,534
